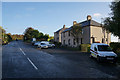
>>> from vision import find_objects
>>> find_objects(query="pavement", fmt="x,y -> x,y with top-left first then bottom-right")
2,41 -> 120,79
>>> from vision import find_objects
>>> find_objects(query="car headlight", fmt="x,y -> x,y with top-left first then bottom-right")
100,54 -> 106,57
115,54 -> 117,57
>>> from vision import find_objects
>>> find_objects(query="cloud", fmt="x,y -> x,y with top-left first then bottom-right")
93,13 -> 102,17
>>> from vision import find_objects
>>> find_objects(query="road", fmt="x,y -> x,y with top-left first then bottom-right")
2,41 -> 120,79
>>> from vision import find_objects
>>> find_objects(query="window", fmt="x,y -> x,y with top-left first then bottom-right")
63,33 -> 65,37
81,38 -> 82,44
98,45 -> 112,51
82,29 -> 84,34
106,38 -> 108,41
94,47 -> 97,51
57,37 -> 59,40
77,38 -> 79,44
63,40 -> 65,45
68,39 -> 70,45
73,39 -> 76,45
68,31 -> 70,36
102,38 -> 104,43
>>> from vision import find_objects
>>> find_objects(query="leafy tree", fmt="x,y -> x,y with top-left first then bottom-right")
43,34 -> 49,41
71,24 -> 82,47
48,36 -> 54,42
31,30 -> 40,39
7,33 -> 12,42
11,34 -> 23,40
23,27 -> 34,41
23,27 -> 49,41
104,1 -> 120,38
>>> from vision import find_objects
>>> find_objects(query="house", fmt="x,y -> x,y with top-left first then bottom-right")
60,15 -> 111,47
54,25 -> 68,43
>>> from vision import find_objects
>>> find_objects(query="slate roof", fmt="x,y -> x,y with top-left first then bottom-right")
55,27 -> 68,33
55,28 -> 63,33
62,20 -> 101,33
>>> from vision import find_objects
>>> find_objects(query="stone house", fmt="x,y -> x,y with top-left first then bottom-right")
60,15 -> 111,47
54,25 -> 68,43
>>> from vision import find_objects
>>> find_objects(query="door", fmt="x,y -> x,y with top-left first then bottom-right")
93,45 -> 98,58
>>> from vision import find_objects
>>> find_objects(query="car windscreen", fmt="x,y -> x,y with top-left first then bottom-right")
41,43 -> 46,45
98,45 -> 112,51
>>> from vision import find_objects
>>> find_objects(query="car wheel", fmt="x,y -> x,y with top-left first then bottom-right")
39,46 -> 41,49
113,60 -> 117,64
38,46 -> 41,49
90,53 -> 93,58
97,56 -> 101,63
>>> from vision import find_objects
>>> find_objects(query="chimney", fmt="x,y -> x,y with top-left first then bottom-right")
63,25 -> 65,28
87,15 -> 92,20
73,21 -> 77,25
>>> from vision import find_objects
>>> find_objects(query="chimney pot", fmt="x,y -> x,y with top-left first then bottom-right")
73,21 -> 77,25
63,25 -> 65,28
87,15 -> 92,20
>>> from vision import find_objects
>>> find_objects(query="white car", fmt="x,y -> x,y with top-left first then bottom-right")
34,41 -> 41,46
90,43 -> 117,63
38,43 -> 48,49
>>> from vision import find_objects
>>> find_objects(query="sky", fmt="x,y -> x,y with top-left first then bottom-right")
2,2 -> 119,42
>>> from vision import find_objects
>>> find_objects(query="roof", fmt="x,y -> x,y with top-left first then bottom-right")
80,20 -> 101,27
62,20 -> 101,33
55,27 -> 68,33
55,28 -> 63,33
62,27 -> 72,33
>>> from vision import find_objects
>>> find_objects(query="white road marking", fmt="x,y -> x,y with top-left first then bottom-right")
19,48 -> 38,70
27,57 -> 38,70
19,48 -> 26,56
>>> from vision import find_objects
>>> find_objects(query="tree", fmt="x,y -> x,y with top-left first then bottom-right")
71,24 -> 82,47
43,34 -> 49,41
7,33 -> 12,42
31,30 -> 40,39
48,36 -> 54,42
104,1 -> 120,38
23,27 -> 34,41
23,27 -> 49,41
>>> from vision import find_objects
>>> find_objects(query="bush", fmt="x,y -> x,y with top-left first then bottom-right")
80,44 -> 91,52
53,42 -> 62,48
110,42 -> 120,53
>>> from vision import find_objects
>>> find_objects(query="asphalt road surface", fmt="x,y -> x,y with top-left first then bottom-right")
2,41 -> 120,79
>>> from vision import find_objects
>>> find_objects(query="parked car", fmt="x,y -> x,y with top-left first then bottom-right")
31,41 -> 36,45
41,41 -> 55,48
90,43 -> 117,63
38,43 -> 48,49
49,43 -> 55,48
34,41 -> 41,46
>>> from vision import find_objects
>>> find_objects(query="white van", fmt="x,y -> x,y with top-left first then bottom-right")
90,43 -> 117,63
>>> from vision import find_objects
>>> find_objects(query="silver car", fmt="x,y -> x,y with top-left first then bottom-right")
38,43 -> 48,49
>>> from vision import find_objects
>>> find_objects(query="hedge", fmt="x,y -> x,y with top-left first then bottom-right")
79,44 -> 91,52
110,42 -> 120,53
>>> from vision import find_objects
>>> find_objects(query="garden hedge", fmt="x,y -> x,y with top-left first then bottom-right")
110,42 -> 120,53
